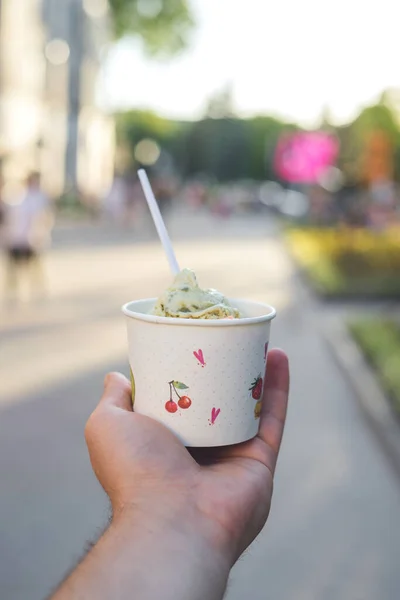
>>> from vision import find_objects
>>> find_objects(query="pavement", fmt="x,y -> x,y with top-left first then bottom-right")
1,208 -> 400,600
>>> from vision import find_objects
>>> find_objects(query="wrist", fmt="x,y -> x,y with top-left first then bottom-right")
52,493 -> 232,600
111,492 -> 235,570
109,497 -> 232,600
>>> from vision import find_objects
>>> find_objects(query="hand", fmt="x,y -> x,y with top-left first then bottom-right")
85,349 -> 289,566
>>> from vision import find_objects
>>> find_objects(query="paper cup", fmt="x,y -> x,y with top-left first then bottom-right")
122,299 -> 276,447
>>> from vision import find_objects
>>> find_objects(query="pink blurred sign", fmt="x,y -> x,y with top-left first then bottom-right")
274,131 -> 339,183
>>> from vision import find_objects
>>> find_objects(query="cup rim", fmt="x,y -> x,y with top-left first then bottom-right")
122,298 -> 276,327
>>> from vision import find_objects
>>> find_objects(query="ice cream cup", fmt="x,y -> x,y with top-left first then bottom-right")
122,298 -> 276,447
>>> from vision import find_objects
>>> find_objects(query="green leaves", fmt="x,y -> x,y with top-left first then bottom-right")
108,0 -> 195,56
173,381 -> 188,390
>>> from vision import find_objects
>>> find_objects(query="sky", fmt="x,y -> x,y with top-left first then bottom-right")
102,0 -> 400,127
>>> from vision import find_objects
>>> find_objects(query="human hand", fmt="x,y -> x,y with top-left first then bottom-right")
85,349 -> 289,566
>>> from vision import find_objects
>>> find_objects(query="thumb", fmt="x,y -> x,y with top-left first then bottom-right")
99,372 -> 133,412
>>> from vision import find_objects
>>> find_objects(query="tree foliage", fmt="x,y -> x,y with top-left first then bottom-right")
117,110 -> 183,169
117,93 -> 400,184
108,0 -> 194,56
117,110 -> 292,181
337,101 -> 400,183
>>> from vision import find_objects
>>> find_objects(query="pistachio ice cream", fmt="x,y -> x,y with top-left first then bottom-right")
151,268 -> 240,319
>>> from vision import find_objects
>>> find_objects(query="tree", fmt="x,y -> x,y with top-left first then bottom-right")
116,109 -> 298,183
116,109 -> 182,169
204,84 -> 236,119
337,100 -> 400,184
108,0 -> 195,56
246,116 -> 296,181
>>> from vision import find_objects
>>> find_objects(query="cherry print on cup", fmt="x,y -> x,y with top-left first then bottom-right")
165,380 -> 192,414
193,349 -> 206,367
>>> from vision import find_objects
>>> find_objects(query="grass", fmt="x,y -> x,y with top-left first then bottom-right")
285,226 -> 400,298
349,318 -> 400,415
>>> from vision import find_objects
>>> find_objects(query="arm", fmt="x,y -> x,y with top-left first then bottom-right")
51,350 -> 289,600
53,507 -> 231,600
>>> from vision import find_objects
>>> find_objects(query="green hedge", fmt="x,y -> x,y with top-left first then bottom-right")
285,227 -> 400,298
349,319 -> 400,414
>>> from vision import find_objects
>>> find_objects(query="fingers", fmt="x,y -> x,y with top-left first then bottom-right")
258,349 -> 289,473
98,372 -> 133,412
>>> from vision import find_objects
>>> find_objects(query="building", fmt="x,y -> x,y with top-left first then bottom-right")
0,0 -> 114,200
0,0 -> 46,189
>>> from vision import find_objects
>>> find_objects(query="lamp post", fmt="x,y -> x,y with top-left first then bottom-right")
0,0 -> 3,181
65,0 -> 83,194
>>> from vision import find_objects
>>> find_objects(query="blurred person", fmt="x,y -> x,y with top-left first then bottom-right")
0,172 -> 5,227
367,179 -> 396,230
184,181 -> 207,210
103,173 -> 129,226
156,181 -> 172,216
50,350 -> 289,600
308,185 -> 334,225
2,172 -> 53,302
124,172 -> 140,226
153,174 -> 178,217
211,186 -> 232,219
362,130 -> 395,230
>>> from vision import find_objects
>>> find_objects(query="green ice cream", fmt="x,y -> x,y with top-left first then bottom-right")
151,269 -> 240,319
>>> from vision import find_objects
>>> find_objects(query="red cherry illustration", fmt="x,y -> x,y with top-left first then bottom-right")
249,376 -> 263,400
165,400 -> 178,413
178,396 -> 192,409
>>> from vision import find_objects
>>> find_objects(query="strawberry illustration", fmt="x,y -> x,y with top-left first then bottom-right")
249,375 -> 263,400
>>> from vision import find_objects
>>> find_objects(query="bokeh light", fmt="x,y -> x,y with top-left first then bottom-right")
137,0 -> 163,19
134,139 -> 161,165
45,39 -> 70,66
83,0 -> 109,19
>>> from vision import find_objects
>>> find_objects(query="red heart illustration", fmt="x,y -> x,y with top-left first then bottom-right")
193,349 -> 205,365
211,407 -> 221,424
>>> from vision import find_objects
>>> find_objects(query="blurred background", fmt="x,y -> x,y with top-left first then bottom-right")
1,1 -> 400,599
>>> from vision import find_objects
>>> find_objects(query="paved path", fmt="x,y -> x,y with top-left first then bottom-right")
1,209 -> 400,600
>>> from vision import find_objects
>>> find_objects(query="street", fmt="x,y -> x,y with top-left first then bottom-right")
1,209 -> 400,600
